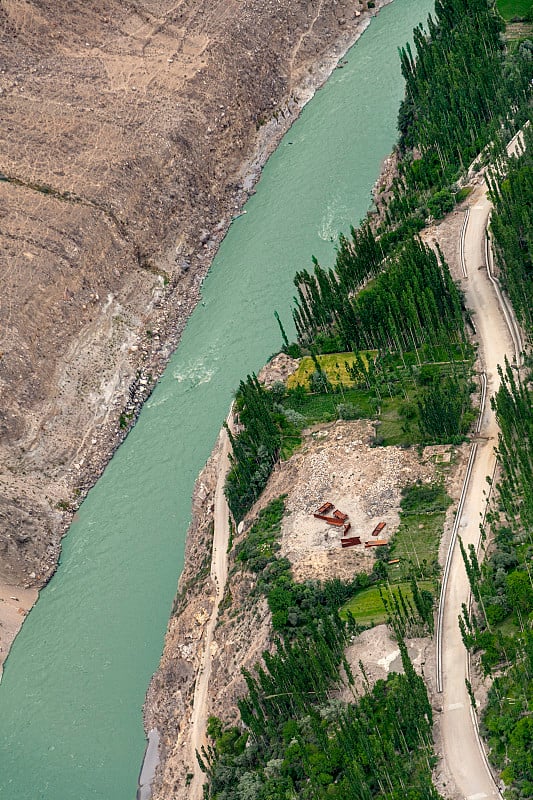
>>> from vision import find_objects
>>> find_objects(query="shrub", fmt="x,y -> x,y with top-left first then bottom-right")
281,407 -> 305,426
427,188 -> 455,219
336,402 -> 362,420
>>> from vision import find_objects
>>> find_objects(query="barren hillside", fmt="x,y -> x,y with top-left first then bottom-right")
0,0 -> 387,588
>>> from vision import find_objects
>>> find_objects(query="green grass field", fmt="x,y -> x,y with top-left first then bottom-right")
387,482 -> 452,581
340,581 -> 434,626
283,386 -> 375,424
387,514 -> 445,581
375,396 -> 422,447
497,0 -> 533,20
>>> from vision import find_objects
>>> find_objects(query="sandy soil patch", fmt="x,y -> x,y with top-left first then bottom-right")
0,581 -> 38,677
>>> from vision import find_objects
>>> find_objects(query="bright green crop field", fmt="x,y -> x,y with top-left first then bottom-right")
497,0 -> 533,20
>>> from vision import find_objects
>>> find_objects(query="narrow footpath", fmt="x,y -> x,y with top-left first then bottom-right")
438,136 -> 523,800
188,413 -> 232,799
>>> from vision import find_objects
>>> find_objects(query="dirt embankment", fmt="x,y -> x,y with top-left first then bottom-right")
143,441 -> 219,798
0,0 -> 391,596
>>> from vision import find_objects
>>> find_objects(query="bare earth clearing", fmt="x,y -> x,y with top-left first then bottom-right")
265,419 -> 466,582
0,0 -> 390,668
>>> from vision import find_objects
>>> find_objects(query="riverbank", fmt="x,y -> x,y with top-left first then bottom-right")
0,0 -> 393,673
0,582 -> 37,679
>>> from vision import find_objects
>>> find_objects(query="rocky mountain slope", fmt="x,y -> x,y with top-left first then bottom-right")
0,0 -> 388,588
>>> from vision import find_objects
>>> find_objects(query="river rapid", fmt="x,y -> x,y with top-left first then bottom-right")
0,1 -> 434,797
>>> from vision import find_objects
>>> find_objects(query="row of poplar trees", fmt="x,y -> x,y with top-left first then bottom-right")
293,236 -> 467,355
488,124 -> 533,337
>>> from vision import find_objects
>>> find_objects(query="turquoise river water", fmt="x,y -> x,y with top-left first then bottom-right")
0,1 -> 434,797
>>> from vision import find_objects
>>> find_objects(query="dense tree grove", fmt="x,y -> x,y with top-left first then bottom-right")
205,649 -> 439,800
380,581 -> 435,637
293,237 -> 467,355
292,222 -> 384,346
392,0 -> 532,230
398,0 -> 508,175
488,124 -> 533,336
416,374 -> 472,442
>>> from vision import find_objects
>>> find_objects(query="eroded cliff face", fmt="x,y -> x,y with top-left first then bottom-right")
144,437 -> 273,798
0,0 -> 387,587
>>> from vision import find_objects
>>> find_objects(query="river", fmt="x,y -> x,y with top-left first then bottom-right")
0,1 -> 434,797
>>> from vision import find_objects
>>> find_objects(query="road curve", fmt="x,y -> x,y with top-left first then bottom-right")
437,174 -> 521,799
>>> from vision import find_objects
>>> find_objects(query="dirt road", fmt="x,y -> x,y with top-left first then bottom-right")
438,171 -> 521,798
188,412 -> 232,798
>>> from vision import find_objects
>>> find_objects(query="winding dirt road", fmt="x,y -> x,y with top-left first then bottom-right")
437,135 -> 524,800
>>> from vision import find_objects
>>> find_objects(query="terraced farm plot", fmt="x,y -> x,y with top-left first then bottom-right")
286,352 -> 375,389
